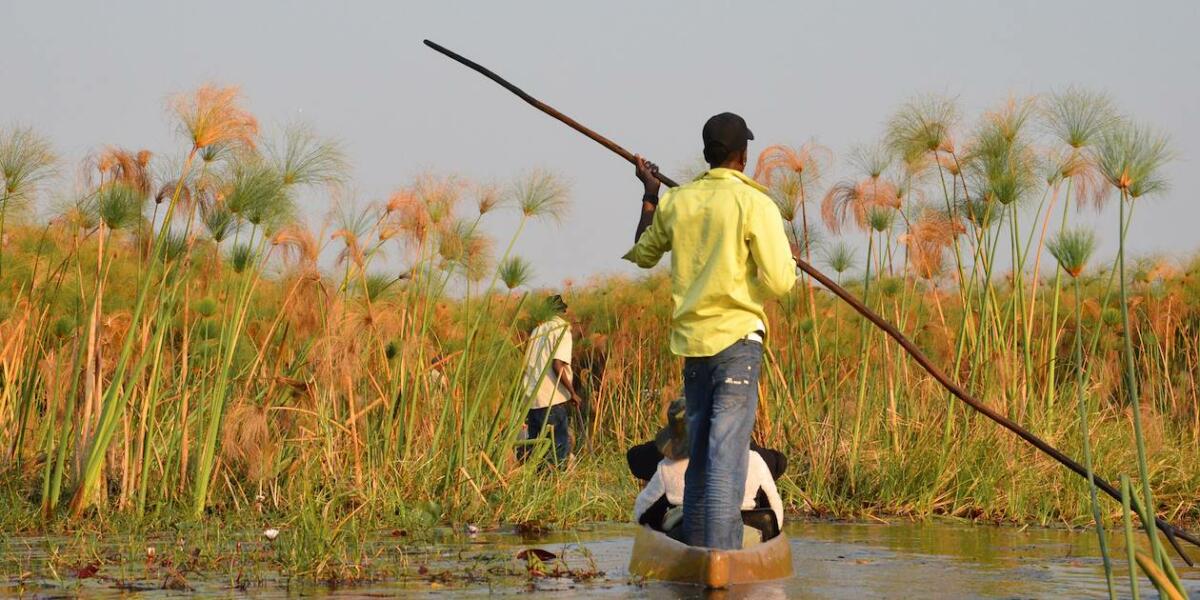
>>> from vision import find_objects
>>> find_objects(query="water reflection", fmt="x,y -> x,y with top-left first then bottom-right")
4,520 -> 1198,598
782,521 -> 1199,599
447,521 -> 1199,599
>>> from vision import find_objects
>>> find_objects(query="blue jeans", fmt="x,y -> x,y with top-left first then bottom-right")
526,403 -> 571,466
681,339 -> 762,549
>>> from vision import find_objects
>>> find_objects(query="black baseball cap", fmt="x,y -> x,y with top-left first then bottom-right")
702,112 -> 755,163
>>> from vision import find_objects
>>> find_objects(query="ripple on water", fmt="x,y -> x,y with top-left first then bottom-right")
4,520 -> 1199,598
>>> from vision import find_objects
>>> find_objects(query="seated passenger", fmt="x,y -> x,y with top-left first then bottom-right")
631,398 -> 784,542
626,437 -> 786,483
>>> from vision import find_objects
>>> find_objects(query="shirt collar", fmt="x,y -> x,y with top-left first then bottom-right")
696,168 -> 769,194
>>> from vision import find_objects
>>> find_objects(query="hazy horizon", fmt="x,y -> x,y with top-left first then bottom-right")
3,0 -> 1197,288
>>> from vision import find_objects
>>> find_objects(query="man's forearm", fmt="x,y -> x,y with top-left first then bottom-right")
551,360 -> 574,393
632,156 -> 661,242
634,199 -> 656,242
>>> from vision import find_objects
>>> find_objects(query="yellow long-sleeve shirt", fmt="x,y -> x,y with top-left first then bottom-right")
622,168 -> 797,357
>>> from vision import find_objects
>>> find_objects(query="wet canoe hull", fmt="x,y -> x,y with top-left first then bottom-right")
628,526 -> 793,588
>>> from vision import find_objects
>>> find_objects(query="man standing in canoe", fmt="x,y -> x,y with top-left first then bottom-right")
623,113 -> 796,549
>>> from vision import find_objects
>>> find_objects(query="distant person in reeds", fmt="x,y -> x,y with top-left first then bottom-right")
427,355 -> 449,389
623,113 -> 796,549
520,294 -> 583,467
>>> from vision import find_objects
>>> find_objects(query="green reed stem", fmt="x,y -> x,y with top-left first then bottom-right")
1122,475 -> 1141,600
1117,192 -> 1165,569
1073,275 -> 1116,600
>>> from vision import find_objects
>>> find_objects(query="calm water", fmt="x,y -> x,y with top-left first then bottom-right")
6,520 -> 1199,598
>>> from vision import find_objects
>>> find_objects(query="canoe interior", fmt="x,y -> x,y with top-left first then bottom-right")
627,526 -> 793,588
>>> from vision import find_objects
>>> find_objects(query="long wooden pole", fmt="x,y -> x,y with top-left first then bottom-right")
422,38 -> 1199,561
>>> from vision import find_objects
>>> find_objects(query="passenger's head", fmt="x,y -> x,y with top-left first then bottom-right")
654,397 -> 689,460
702,112 -> 754,171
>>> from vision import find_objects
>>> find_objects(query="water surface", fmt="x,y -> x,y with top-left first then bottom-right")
5,520 -> 1197,598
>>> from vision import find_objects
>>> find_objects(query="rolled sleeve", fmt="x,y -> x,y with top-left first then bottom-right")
552,326 -> 572,364
747,197 -> 797,298
622,204 -> 671,269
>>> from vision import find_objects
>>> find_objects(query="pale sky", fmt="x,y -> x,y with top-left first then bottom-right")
3,1 -> 1197,287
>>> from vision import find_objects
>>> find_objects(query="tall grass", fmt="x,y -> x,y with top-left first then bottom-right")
0,85 -> 1197,586
1048,227 -> 1115,599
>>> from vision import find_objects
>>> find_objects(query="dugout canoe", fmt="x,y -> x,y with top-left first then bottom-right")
627,526 -> 793,588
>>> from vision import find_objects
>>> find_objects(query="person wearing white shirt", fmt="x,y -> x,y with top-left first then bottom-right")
520,295 -> 582,466
633,398 -> 784,542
